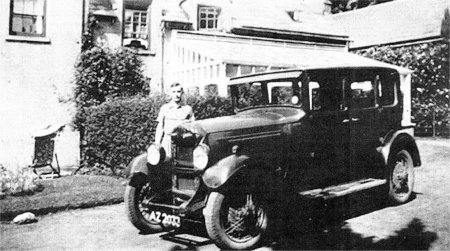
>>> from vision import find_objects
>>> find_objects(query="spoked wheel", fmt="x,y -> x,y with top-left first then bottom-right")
388,150 -> 414,204
125,173 -> 164,233
204,191 -> 269,250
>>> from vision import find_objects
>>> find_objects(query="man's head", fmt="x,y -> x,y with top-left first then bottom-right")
169,83 -> 183,103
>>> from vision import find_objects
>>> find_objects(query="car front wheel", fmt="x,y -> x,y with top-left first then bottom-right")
125,173 -> 164,233
204,191 -> 269,250
388,150 -> 414,204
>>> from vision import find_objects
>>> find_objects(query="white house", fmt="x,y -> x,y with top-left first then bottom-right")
0,0 -> 83,171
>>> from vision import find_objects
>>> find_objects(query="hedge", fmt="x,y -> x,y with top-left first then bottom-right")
79,93 -> 233,176
354,41 -> 450,124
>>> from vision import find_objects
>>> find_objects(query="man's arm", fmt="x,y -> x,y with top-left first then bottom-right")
154,121 -> 163,144
188,106 -> 195,122
154,105 -> 166,144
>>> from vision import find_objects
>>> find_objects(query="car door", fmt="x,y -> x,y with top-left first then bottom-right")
302,69 -> 352,187
348,69 -> 386,180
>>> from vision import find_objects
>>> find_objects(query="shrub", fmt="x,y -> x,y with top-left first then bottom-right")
0,165 -> 41,198
354,41 -> 450,123
79,92 -> 234,176
79,94 -> 164,176
186,92 -> 234,120
73,47 -> 150,134
74,47 -> 149,109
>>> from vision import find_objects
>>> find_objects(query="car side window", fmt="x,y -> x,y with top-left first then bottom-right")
309,79 -> 345,111
351,70 -> 377,109
377,71 -> 398,107
351,81 -> 375,109
237,83 -> 263,109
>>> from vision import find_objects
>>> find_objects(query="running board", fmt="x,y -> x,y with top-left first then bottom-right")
299,178 -> 387,200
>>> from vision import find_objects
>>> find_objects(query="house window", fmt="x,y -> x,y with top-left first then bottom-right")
198,6 -> 220,30
9,0 -> 46,37
124,9 -> 148,49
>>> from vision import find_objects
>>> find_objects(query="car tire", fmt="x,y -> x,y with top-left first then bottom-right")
125,173 -> 164,233
388,149 -> 414,204
204,191 -> 269,250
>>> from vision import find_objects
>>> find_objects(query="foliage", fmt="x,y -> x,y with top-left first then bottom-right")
0,166 -> 41,198
79,95 -> 163,176
0,175 -> 125,221
79,92 -> 234,176
74,47 -> 149,110
81,15 -> 97,52
186,91 -> 234,120
73,47 -> 150,132
354,41 -> 450,123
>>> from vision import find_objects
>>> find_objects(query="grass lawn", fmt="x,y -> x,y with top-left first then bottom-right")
0,175 -> 126,221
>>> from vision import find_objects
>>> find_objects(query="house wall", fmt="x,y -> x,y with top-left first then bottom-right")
88,0 -> 349,95
89,0 -> 163,93
90,0 -> 123,48
0,0 -> 82,171
179,0 -> 232,32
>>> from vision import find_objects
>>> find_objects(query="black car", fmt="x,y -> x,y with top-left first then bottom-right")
125,63 -> 421,250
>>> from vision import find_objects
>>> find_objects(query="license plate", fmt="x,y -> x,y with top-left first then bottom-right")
149,211 -> 181,228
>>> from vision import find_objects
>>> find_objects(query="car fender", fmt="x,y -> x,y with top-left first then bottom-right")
125,153 -> 149,178
379,128 -> 421,167
202,154 -> 250,190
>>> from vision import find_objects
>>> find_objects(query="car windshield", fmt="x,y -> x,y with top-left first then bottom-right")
230,79 -> 303,110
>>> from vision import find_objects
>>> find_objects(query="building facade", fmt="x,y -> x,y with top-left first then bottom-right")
88,0 -> 349,95
0,0 -> 83,170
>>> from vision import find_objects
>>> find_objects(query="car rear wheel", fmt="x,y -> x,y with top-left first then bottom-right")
388,150 -> 414,204
204,191 -> 269,250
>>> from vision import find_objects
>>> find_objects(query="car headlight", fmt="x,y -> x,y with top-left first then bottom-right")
147,144 -> 165,165
193,144 -> 210,170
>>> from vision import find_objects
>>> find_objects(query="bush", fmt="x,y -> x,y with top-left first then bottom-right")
0,165 -> 41,198
354,41 -> 450,123
74,47 -> 149,109
186,92 -> 234,120
79,94 -> 164,176
79,92 -> 234,176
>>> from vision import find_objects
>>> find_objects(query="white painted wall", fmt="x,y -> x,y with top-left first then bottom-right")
0,0 -> 82,171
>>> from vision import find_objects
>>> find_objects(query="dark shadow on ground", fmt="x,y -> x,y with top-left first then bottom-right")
273,217 -> 436,250
271,189 -> 436,250
154,188 -> 435,250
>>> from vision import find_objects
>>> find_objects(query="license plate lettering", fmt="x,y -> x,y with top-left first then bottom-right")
149,211 -> 181,228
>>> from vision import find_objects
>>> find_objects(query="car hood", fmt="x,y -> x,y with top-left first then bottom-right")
180,107 -> 306,135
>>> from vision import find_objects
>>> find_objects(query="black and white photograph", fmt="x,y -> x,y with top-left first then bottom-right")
1,0 -> 449,250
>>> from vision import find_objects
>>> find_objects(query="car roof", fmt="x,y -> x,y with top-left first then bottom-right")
229,51 -> 413,85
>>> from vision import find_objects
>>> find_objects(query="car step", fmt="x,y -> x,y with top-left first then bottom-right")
299,178 -> 387,200
160,232 -> 211,246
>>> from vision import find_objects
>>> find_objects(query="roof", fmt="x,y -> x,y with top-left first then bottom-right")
229,0 -> 348,39
162,0 -> 348,40
177,33 -> 412,75
331,0 -> 450,49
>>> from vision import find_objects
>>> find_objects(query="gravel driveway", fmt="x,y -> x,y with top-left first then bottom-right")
1,138 -> 449,250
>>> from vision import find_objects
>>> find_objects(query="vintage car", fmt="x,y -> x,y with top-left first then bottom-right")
125,56 -> 421,250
